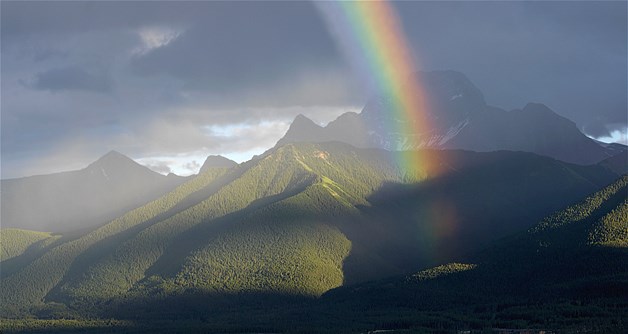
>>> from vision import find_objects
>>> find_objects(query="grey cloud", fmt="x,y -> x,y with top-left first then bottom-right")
128,2 -> 346,97
1,1 -> 626,178
584,121 -> 628,139
33,49 -> 68,63
32,67 -> 112,93
1,1 -> 197,37
583,122 -> 611,139
141,160 -> 172,175
395,1 -> 626,138
182,161 -> 200,173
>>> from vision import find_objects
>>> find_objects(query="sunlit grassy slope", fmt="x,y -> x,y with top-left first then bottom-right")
0,229 -> 59,262
52,144 -> 399,305
0,142 -> 621,319
0,166 -> 230,312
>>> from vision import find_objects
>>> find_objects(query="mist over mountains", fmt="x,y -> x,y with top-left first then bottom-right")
1,151 -> 187,233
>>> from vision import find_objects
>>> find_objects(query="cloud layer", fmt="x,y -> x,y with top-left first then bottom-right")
1,1 -> 626,178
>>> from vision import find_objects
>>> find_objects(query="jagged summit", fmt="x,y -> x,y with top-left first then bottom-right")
275,114 -> 325,147
293,113 -> 316,123
85,150 -> 148,177
89,150 -> 134,166
200,155 -> 237,173
289,114 -> 322,132
522,102 -> 568,120
102,149 -> 125,158
275,70 -> 625,165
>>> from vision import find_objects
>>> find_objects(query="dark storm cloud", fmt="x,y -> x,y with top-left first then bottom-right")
1,1 -> 195,36
31,67 -> 112,93
128,1 -> 349,105
3,1 -> 348,100
1,1 -> 360,178
1,1 -> 626,178
395,1 -> 627,138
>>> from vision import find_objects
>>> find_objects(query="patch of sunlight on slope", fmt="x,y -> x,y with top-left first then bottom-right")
58,146 -> 317,303
410,263 -> 477,282
294,143 -> 401,204
174,222 -> 350,296
0,167 -> 229,311
0,229 -> 59,262
132,143 -> 403,299
136,160 -> 371,298
171,184 -> 354,297
0,142 -> 411,313
531,175 -> 628,233
320,175 -> 355,208
589,199 -> 628,248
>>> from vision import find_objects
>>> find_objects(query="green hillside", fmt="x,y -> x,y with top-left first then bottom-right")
0,166 -> 230,314
0,229 -> 59,262
320,175 -> 628,333
0,143 -> 621,327
50,144 -> 400,308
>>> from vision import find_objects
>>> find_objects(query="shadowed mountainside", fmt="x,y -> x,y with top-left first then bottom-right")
318,175 -> 628,333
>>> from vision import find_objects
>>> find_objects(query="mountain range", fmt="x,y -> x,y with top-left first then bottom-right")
278,71 -> 625,165
0,142 -> 623,319
0,70 -> 626,333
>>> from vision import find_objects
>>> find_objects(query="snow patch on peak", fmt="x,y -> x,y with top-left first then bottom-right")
101,168 -> 109,180
450,93 -> 463,101
438,118 -> 469,146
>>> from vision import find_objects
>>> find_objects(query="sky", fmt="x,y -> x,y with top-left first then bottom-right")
1,1 -> 626,178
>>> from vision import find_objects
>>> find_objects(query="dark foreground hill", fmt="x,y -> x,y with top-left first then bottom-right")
0,143 -> 623,333
316,175 -> 628,333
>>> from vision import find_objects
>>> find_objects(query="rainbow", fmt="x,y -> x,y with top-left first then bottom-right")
317,1 -> 438,178
317,1 -> 456,260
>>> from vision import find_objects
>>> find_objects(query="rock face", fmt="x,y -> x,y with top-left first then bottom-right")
276,70 -> 625,165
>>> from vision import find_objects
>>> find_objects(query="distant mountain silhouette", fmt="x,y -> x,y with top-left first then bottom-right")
200,155 -> 238,173
276,70 -> 625,165
1,151 -> 186,233
598,150 -> 628,174
276,114 -> 328,147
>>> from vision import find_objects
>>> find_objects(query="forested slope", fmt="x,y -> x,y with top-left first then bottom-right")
0,229 -> 59,262
0,143 -> 621,321
321,175 -> 628,332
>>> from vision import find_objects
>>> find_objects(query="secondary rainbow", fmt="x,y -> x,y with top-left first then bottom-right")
317,0 -> 436,177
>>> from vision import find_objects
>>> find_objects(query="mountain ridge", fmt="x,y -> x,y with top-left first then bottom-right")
276,70 -> 625,165
1,142 -> 621,319
199,155 -> 238,172
0,151 -> 187,233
